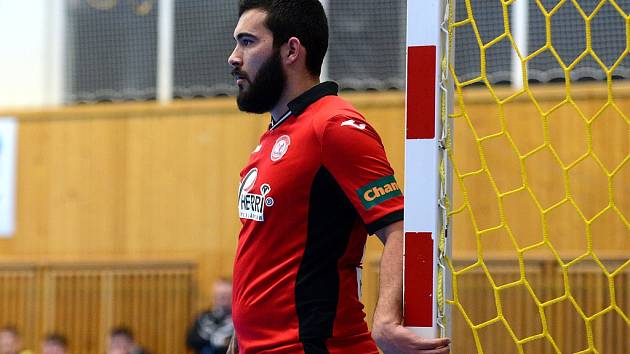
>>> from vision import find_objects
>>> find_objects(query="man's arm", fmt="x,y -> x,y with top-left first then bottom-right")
372,220 -> 450,354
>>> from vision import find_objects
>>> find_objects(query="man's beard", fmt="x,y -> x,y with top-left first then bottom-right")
234,49 -> 286,114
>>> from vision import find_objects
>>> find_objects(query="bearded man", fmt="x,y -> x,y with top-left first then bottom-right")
227,1 -> 451,353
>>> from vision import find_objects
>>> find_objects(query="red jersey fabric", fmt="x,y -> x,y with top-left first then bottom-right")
233,82 -> 404,354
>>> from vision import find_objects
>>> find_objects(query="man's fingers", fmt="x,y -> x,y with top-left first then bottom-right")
396,325 -> 450,349
413,337 -> 451,350
375,325 -> 451,353
421,347 -> 450,354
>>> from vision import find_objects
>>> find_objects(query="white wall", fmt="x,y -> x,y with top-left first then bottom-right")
0,0 -> 63,108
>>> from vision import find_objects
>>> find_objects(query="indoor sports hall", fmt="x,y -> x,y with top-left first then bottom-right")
0,1 -> 627,353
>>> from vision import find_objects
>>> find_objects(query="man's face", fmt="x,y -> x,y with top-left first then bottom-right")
228,9 -> 286,113
0,331 -> 19,354
42,342 -> 66,354
213,281 -> 232,311
108,335 -> 133,354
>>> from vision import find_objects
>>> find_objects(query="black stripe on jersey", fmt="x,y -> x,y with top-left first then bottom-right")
287,81 -> 339,116
295,167 -> 357,354
366,209 -> 404,235
301,340 -> 330,354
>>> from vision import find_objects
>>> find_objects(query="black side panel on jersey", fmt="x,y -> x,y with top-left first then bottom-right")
295,166 -> 357,354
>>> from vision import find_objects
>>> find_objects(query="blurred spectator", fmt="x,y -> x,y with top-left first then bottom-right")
41,333 -> 67,354
107,327 -> 151,354
0,326 -> 31,354
186,278 -> 234,354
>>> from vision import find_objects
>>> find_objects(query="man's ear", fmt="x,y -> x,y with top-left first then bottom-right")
283,37 -> 302,65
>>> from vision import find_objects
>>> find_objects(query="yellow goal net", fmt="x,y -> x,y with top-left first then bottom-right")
445,1 -> 630,353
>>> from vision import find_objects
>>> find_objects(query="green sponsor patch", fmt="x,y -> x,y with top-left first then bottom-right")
357,175 -> 402,210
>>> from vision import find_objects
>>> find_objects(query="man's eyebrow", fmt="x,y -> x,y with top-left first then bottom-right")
235,32 -> 257,41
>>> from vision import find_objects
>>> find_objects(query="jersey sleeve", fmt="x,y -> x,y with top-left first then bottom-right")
320,114 -> 404,234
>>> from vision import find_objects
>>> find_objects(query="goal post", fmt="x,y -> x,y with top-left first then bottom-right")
403,0 -> 453,339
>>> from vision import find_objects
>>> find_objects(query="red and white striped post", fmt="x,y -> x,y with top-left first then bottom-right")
403,0 -> 448,339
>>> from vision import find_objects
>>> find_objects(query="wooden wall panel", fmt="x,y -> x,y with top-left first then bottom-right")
0,266 -> 38,348
0,261 -> 195,354
0,93 -> 406,307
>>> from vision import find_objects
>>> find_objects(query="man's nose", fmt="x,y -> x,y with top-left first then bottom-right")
228,47 -> 242,68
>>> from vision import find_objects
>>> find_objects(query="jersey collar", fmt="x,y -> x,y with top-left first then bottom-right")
287,81 -> 339,116
270,81 -> 339,130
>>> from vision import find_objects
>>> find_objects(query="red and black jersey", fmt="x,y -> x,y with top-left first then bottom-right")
233,82 -> 404,354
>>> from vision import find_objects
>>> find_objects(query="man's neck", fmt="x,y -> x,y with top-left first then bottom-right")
270,76 -> 320,120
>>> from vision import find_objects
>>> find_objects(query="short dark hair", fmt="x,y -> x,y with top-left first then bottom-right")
239,0 -> 328,76
44,333 -> 68,348
109,326 -> 134,341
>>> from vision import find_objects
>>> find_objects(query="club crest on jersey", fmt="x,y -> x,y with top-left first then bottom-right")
357,175 -> 402,210
271,135 -> 291,161
238,169 -> 274,221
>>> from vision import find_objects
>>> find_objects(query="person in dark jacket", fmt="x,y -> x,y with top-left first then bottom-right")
186,278 -> 233,354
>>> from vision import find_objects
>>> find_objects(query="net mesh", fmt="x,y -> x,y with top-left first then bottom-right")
66,0 -> 158,102
327,0 -> 406,90
63,0 -> 407,103
445,0 -> 630,353
173,0 -> 238,98
61,0 -> 630,103
454,0 -> 630,84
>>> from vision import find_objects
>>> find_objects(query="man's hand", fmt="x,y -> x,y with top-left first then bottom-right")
373,221 -> 450,353
372,321 -> 450,354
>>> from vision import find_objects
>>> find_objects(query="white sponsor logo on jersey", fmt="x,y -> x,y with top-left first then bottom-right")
341,119 -> 366,130
238,169 -> 273,221
271,135 -> 291,161
239,168 -> 257,195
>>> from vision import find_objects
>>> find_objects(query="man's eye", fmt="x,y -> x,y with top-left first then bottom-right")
242,39 -> 253,46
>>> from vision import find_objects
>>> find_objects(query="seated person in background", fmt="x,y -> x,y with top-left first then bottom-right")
41,333 -> 67,354
186,278 -> 234,354
107,327 -> 151,354
0,326 -> 31,354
